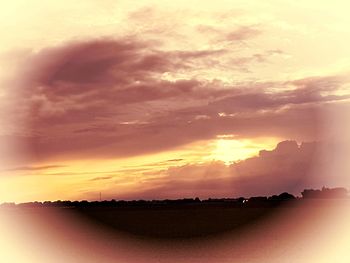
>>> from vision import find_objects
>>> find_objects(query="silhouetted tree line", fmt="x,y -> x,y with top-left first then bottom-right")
301,187 -> 348,199
0,187 -> 348,209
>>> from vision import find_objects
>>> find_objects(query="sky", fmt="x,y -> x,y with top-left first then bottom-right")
0,0 -> 350,202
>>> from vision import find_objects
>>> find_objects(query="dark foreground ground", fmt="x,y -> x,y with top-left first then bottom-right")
2,187 -> 347,240
2,201 -> 293,239
2,200 -> 350,263
72,203 -> 287,239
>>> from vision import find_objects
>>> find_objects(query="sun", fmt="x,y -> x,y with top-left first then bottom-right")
206,136 -> 280,164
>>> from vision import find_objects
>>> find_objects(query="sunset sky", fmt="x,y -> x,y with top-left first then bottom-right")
1,0 -> 350,202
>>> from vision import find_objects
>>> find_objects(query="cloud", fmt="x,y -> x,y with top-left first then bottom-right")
4,37 -> 350,163
166,158 -> 184,162
22,38 -> 171,87
196,24 -> 261,43
113,140 -> 321,200
4,164 -> 66,172
225,26 -> 261,41
89,176 -> 112,181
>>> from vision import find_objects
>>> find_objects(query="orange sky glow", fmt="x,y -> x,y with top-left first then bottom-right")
1,0 -> 350,202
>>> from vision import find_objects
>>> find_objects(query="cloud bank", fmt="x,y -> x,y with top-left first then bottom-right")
0,36 -> 347,166
94,140 -> 328,200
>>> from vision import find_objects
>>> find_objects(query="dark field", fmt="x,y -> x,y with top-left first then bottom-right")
3,187 -> 347,241
73,204 -> 282,239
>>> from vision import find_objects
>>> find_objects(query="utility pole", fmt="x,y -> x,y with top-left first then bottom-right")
99,192 -> 102,201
